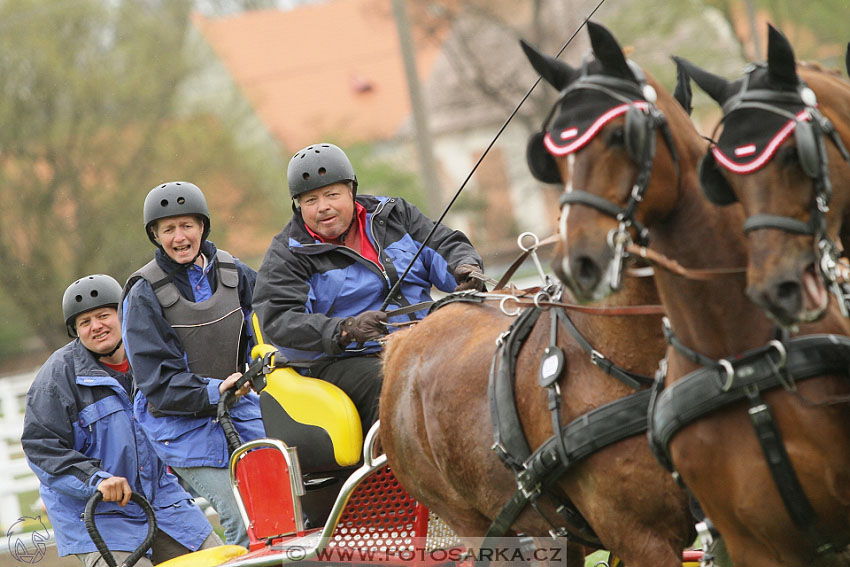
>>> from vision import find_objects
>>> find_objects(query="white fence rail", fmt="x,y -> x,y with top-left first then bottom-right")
0,369 -> 40,533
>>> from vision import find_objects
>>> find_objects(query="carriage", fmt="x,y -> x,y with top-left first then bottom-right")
85,314 -> 470,567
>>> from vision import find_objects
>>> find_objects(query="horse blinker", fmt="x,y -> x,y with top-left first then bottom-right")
698,152 -> 737,206
527,131 -> 562,184
625,104 -> 652,163
793,119 -> 821,179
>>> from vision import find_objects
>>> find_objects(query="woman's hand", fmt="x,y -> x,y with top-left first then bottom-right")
97,476 -> 132,507
219,372 -> 251,397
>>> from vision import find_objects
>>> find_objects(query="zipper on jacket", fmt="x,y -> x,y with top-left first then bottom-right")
368,200 -> 392,290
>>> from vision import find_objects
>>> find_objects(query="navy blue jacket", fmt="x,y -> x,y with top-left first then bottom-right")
252,195 -> 482,362
22,341 -> 212,557
121,240 -> 264,467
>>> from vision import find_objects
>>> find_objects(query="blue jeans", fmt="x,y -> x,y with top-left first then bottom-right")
172,466 -> 249,548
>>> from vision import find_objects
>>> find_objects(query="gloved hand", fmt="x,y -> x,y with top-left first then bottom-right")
338,310 -> 389,346
453,263 -> 486,292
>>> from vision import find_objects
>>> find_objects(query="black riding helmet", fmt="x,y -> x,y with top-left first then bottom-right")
143,181 -> 211,246
287,143 -> 358,206
62,274 -> 123,338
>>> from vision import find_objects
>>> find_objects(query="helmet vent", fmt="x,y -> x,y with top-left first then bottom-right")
160,199 -> 169,207
318,167 -> 327,176
74,295 -> 83,303
302,172 -> 310,180
177,197 -> 186,205
90,290 -> 99,298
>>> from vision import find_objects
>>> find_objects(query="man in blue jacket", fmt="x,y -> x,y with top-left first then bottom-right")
121,182 -> 264,548
22,274 -> 219,567
252,143 -> 484,435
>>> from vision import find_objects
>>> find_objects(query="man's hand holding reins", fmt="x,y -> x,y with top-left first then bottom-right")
338,310 -> 388,346
453,263 -> 486,292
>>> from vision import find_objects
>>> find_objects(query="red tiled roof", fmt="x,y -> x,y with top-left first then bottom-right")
193,0 -> 446,152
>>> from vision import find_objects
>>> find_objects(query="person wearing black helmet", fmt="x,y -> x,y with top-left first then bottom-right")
121,182 -> 264,548
22,275 -> 221,566
253,143 -> 484,435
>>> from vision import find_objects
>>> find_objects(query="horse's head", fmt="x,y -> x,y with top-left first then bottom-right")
678,24 -> 850,327
523,21 -> 682,302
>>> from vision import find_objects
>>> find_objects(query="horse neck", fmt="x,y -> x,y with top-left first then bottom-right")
648,97 -> 775,362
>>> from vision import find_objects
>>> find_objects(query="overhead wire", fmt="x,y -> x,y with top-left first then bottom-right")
379,0 -> 608,310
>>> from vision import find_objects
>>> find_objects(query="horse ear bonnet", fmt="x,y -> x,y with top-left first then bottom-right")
526,131 -> 562,184
699,152 -> 737,206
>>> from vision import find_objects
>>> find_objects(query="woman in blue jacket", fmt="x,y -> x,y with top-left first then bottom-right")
252,143 -> 484,435
22,274 -> 218,566
121,182 -> 264,548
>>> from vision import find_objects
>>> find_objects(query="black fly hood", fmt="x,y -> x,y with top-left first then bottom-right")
710,67 -> 814,176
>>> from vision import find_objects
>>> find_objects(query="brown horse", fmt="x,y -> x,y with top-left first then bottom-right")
528,20 -> 850,567
381,273 -> 695,566
677,25 -> 850,328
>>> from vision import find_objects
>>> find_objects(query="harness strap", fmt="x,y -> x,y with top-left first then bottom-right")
560,307 -> 654,389
650,334 -> 850,554
652,334 -> 850,465
487,386 -> 653,544
744,388 -> 834,555
662,318 -> 720,368
489,307 -> 542,470
743,214 -> 814,235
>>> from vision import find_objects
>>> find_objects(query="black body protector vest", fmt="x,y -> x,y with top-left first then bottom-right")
132,250 -> 244,379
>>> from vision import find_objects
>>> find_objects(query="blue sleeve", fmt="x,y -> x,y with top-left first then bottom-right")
21,363 -> 107,499
121,279 -> 217,415
396,198 -> 483,293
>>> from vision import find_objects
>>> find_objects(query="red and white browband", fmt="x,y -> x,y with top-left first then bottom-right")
712,110 -> 810,174
543,102 -> 649,156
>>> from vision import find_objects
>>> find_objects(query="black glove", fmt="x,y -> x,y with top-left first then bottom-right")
453,263 -> 486,292
338,310 -> 389,346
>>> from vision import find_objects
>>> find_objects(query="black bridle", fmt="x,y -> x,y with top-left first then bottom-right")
715,69 -> 850,313
549,64 -> 679,290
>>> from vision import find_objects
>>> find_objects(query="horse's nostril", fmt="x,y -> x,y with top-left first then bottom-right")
572,256 -> 601,293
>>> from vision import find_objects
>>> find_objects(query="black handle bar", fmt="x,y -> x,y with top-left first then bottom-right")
85,491 -> 156,567
217,350 -> 276,455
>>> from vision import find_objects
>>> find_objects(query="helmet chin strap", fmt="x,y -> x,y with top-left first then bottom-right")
91,338 -> 123,360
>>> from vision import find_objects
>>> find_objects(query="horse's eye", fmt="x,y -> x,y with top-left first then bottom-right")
606,127 -> 625,148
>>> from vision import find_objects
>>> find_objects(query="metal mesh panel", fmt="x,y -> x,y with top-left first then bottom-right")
329,466 -> 419,551
328,466 -> 460,553
425,511 -> 462,552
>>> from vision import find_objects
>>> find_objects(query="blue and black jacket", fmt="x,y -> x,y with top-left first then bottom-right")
252,194 -> 483,362
21,341 -> 212,557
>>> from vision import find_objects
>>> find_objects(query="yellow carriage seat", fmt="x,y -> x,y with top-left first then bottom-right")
251,315 -> 363,472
